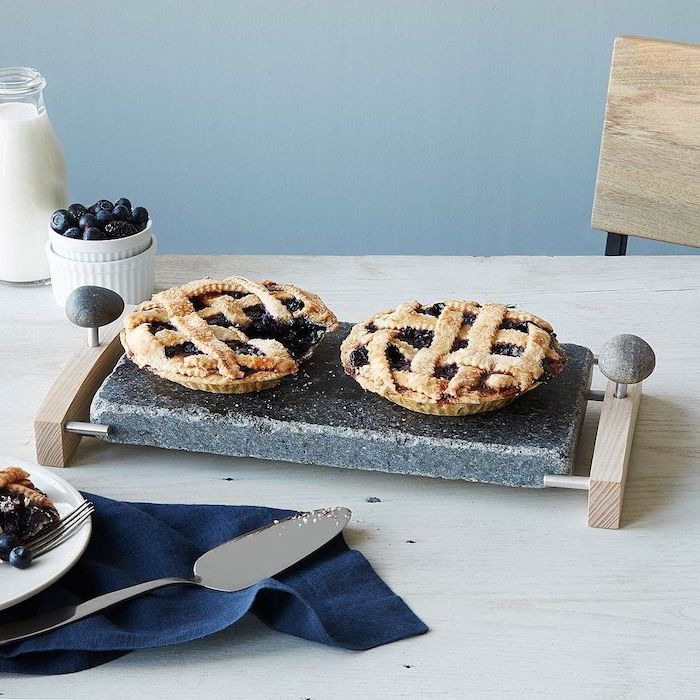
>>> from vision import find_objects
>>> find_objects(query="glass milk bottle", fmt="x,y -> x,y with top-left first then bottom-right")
0,67 -> 67,284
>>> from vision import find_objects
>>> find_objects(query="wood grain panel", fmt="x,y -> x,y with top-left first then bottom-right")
591,36 -> 700,248
587,380 -> 642,528
34,323 -> 123,467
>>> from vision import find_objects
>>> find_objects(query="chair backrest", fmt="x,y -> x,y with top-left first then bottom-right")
591,36 -> 700,249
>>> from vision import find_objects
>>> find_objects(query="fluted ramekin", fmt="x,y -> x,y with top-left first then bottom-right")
47,236 -> 157,306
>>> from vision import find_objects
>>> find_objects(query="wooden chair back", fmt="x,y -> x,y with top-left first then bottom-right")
591,36 -> 700,250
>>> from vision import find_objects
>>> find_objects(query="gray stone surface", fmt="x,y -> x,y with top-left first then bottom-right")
598,334 -> 655,385
65,286 -> 124,328
91,323 -> 593,488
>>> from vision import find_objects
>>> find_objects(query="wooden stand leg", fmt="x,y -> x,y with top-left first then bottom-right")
587,380 -> 642,529
34,323 -> 124,467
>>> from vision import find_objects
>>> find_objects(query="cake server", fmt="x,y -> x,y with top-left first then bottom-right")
0,506 -> 351,644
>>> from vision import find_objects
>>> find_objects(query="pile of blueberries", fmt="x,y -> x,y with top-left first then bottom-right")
51,198 -> 149,241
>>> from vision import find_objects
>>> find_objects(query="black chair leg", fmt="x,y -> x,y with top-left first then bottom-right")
605,232 -> 628,256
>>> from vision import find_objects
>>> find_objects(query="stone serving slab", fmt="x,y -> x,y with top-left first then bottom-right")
91,323 -> 593,488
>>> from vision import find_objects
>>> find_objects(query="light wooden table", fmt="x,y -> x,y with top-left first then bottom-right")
1,255 -> 699,699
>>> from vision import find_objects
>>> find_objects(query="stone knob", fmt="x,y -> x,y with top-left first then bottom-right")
65,286 -> 124,347
598,334 -> 655,386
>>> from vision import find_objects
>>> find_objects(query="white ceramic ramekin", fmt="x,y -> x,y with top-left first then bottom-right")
47,235 -> 157,306
48,220 -> 152,262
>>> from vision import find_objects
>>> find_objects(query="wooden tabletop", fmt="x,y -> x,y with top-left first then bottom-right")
1,255 -> 699,698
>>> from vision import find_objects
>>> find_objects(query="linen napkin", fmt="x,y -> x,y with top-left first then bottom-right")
0,493 -> 427,674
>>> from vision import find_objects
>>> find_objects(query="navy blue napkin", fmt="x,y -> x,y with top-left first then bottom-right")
0,493 -> 427,674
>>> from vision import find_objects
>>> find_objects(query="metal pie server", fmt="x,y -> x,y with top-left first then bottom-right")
0,506 -> 351,645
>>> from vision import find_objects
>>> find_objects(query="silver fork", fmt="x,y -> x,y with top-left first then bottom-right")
22,500 -> 94,559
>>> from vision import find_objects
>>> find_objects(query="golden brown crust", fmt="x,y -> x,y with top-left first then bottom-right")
122,276 -> 338,394
0,467 -> 30,491
388,394 -> 517,415
340,301 -> 567,415
0,467 -> 59,513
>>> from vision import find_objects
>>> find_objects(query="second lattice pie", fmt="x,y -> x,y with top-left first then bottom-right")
121,276 -> 337,393
340,300 -> 567,415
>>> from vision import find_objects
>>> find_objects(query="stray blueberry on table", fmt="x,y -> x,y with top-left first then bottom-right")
50,209 -> 73,233
9,545 -> 32,569
83,226 -> 106,240
112,204 -> 130,221
0,534 -> 19,562
115,197 -> 132,210
366,496 -> 382,503
78,212 -> 98,230
63,226 -> 83,239
94,199 -> 114,212
131,206 -> 149,227
95,209 -> 113,227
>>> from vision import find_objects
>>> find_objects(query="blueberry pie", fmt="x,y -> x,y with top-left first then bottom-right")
121,276 -> 338,393
340,301 -> 567,415
0,467 -> 59,539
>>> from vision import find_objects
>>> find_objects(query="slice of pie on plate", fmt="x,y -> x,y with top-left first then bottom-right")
341,300 -> 567,415
121,276 -> 338,393
0,467 -> 60,539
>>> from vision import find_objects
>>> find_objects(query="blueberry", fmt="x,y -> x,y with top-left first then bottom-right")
95,209 -> 113,228
78,213 -> 98,229
68,203 -> 87,220
0,534 -> 19,562
50,209 -> 74,233
112,204 -> 130,221
105,221 -> 137,239
84,227 -> 106,240
349,347 -> 369,368
398,327 -> 434,349
63,226 -> 83,239
94,199 -> 114,212
9,546 -> 32,569
131,206 -> 149,226
115,197 -> 131,210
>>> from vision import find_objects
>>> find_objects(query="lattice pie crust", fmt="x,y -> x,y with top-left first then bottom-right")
122,276 -> 338,393
340,301 -> 566,415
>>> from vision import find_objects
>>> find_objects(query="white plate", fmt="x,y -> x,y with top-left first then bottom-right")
0,456 -> 92,611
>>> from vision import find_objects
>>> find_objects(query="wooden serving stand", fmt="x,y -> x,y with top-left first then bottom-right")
34,323 -> 649,530
34,323 -> 123,469
542,380 -> 643,529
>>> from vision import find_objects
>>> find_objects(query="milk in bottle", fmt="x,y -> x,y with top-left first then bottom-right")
0,67 -> 67,284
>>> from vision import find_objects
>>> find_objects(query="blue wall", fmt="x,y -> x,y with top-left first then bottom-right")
4,1 -> 699,255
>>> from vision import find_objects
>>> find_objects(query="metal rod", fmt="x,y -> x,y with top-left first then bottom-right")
87,327 -> 99,347
64,421 -> 109,437
543,474 -> 590,490
614,382 -> 628,399
586,389 -> 605,402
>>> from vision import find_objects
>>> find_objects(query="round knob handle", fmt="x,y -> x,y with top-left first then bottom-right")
598,334 -> 655,385
65,286 -> 124,346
